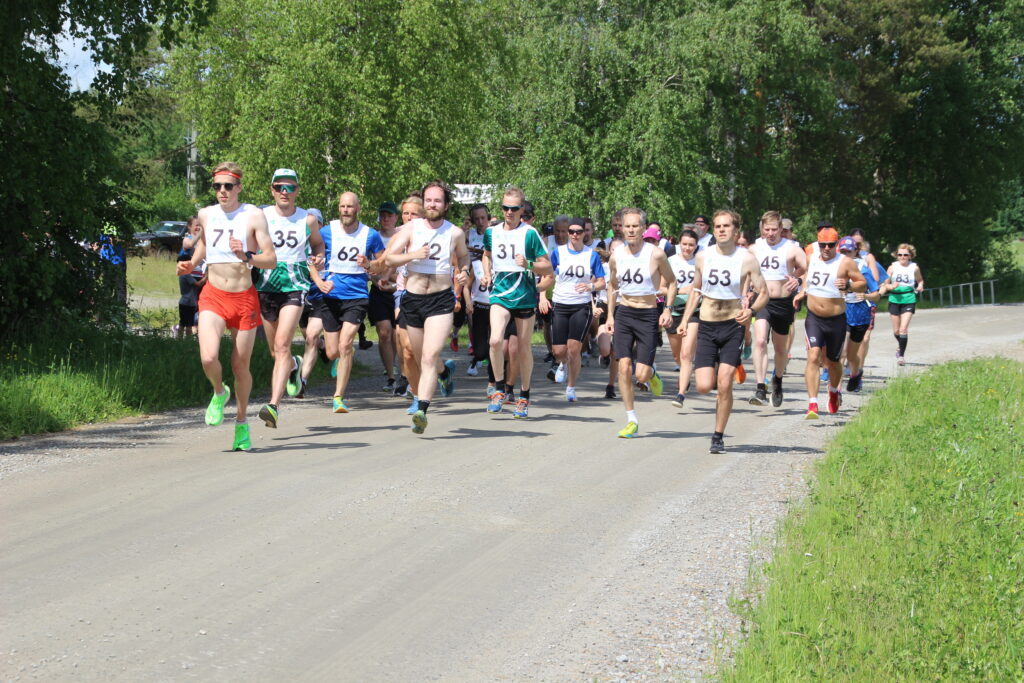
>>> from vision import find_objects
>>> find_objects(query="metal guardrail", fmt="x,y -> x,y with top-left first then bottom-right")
919,279 -> 996,307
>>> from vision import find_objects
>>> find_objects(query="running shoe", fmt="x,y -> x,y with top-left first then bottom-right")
847,371 -> 863,393
649,369 -> 663,397
672,393 -> 686,408
600,354 -> 610,368
505,391 -> 516,405
438,359 -> 456,397
487,391 -> 506,413
735,364 -> 746,384
358,338 -> 373,350
566,387 -> 577,402
749,385 -> 768,406
771,376 -> 783,407
554,363 -> 566,383
605,384 -> 616,399
286,355 -> 302,397
205,386 -> 231,426
411,409 -> 428,434
512,398 -> 530,419
231,422 -> 251,451
581,351 -> 591,367
332,396 -> 348,413
709,434 -> 726,454
636,381 -> 650,392
486,384 -> 498,398
295,378 -> 307,399
805,403 -> 820,420
828,388 -> 842,414
450,335 -> 459,352
382,378 -> 396,393
742,343 -> 752,361
467,361 -> 478,377
330,358 -> 338,378
617,421 -> 639,438
258,403 -> 278,429
897,352 -> 906,366
406,398 -> 420,415
393,375 -> 409,397
543,352 -> 555,364
546,366 -> 557,382
820,367 -> 829,382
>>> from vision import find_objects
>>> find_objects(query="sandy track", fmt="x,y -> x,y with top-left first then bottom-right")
2,305 -> 1022,681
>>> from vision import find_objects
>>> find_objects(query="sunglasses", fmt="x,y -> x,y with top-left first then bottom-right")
272,183 -> 297,193
501,205 -> 522,212
818,242 -> 837,248
568,229 -> 584,235
212,182 -> 237,192
897,253 -> 911,257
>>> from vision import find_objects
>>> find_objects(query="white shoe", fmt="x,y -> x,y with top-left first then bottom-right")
566,387 -> 577,402
466,361 -> 479,377
554,363 -> 566,383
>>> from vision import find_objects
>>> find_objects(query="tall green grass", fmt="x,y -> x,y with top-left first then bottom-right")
722,357 -> 1024,680
0,324 -> 335,440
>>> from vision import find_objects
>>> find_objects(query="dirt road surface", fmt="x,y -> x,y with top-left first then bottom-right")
2,305 -> 1022,681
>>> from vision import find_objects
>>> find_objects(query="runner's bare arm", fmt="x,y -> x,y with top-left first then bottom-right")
452,228 -> 470,287
247,207 -> 276,269
738,254 -> 768,323
655,252 -> 677,328
307,215 -> 325,267
604,254 -> 618,332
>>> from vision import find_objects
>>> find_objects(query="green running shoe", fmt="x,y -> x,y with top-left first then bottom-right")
286,355 -> 302,397
411,409 -> 428,434
258,403 -> 278,428
649,370 -> 663,397
333,396 -> 348,413
205,386 -> 230,426
617,421 -> 639,438
232,422 -> 251,451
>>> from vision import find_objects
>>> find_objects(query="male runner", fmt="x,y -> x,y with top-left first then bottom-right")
296,208 -> 326,398
177,162 -> 276,451
541,216 -> 570,367
792,226 -> 866,418
693,215 -> 713,251
480,186 -> 551,418
312,191 -> 385,413
748,210 -> 806,407
605,208 -> 675,437
256,169 -> 325,429
369,201 -> 400,391
679,210 -> 767,453
385,181 -> 470,433
544,218 -> 605,401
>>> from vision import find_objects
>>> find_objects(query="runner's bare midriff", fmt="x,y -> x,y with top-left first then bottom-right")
806,294 -> 844,317
206,262 -> 255,293
764,279 -> 792,298
405,271 -> 453,296
619,293 -> 658,309
699,297 -> 742,322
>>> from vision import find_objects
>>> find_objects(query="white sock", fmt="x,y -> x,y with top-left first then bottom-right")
808,396 -> 818,404
626,410 -> 638,423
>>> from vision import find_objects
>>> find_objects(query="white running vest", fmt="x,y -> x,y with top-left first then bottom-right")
751,238 -> 791,281
806,253 -> 843,298
491,224 -> 531,273
407,219 -> 454,276
668,253 -> 696,289
467,229 -> 485,260
205,203 -> 255,264
470,259 -> 491,305
890,261 -> 917,287
263,206 -> 309,264
327,221 -> 370,275
553,245 -> 595,305
614,243 -> 657,296
700,246 -> 745,300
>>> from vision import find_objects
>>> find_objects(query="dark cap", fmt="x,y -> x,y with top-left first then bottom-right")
816,219 -> 834,229
694,215 -> 709,224
377,201 -> 399,215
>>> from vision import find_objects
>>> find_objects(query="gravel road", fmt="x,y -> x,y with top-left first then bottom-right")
2,305 -> 1022,681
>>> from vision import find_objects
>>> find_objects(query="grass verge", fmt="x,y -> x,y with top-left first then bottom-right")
721,357 -> 1024,680
0,323 -> 339,441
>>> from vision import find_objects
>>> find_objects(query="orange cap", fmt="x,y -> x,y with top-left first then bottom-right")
817,227 -> 839,242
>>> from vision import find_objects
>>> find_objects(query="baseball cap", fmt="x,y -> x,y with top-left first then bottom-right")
694,215 -> 709,224
271,168 -> 299,183
816,219 -> 834,229
377,201 -> 399,215
307,208 -> 323,224
642,226 -> 661,240
817,227 -> 840,242
838,236 -> 857,252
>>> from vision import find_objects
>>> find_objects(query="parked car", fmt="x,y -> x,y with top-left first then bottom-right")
133,221 -> 189,255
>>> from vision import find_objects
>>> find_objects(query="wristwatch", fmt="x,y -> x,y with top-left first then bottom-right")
244,250 -> 255,262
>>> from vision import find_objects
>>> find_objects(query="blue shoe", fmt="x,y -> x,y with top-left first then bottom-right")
820,367 -> 829,383
512,398 -> 529,419
330,358 -> 339,378
487,391 -> 505,414
406,397 -> 420,415
438,359 -> 456,397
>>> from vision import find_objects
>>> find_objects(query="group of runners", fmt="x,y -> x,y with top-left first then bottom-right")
177,163 -> 925,453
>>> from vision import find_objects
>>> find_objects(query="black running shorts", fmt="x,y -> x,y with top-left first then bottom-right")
694,318 -> 744,369
847,323 -> 869,344
551,302 -> 593,345
805,310 -> 847,362
755,296 -> 795,336
368,285 -> 395,325
888,302 -> 916,316
258,290 -> 305,322
315,297 -> 368,333
400,289 -> 455,329
612,305 -> 659,366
